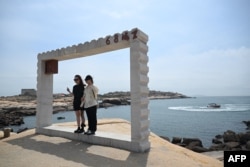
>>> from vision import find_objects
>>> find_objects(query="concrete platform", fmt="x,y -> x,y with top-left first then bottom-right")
0,119 -> 223,167
36,120 -> 150,152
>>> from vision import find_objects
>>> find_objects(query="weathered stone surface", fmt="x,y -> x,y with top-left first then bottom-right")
161,137 -> 208,153
223,130 -> 239,142
53,106 -> 67,113
160,136 -> 170,142
243,120 -> 250,129
215,134 -> 222,139
246,141 -> 250,150
186,141 -> 204,152
176,143 -> 186,147
225,142 -> 241,150
188,141 -> 203,147
191,146 -> 209,153
16,110 -> 36,116
0,110 -> 24,128
172,137 -> 182,144
209,143 -> 225,151
101,98 -> 130,105
182,138 -> 203,147
209,128 -> 250,151
98,103 -> 115,108
212,138 -> 223,144
99,91 -> 191,100
238,132 -> 250,144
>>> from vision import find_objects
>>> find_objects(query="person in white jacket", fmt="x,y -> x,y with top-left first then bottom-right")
82,75 -> 99,135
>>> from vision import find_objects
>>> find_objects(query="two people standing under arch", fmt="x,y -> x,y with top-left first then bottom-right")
67,75 -> 98,135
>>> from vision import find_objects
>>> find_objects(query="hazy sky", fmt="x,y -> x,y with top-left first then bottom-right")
0,0 -> 249,96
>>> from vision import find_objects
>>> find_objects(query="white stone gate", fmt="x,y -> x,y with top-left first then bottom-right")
36,28 -> 150,152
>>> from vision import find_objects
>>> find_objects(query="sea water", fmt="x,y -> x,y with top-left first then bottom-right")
11,96 -> 250,147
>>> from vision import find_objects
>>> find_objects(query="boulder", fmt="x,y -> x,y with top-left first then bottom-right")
191,146 -> 209,153
17,110 -> 36,116
215,134 -> 223,139
246,141 -> 250,150
172,137 -> 182,144
186,141 -> 207,152
209,143 -> 225,151
181,139 -> 208,153
102,98 -> 130,106
209,128 -> 250,151
98,103 -> 115,108
160,136 -> 170,142
231,148 -> 242,151
102,98 -> 122,105
223,130 -> 239,142
238,132 -> 250,144
53,106 -> 66,113
243,120 -> 250,129
212,138 -> 223,144
182,138 -> 203,147
188,141 -> 203,147
14,118 -> 24,125
176,143 -> 186,147
225,142 -> 241,150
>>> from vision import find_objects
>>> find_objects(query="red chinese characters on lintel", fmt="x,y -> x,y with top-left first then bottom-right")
106,29 -> 138,45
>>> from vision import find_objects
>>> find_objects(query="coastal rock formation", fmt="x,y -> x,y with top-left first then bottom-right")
243,120 -> 250,130
99,90 -> 190,100
172,137 -> 182,144
0,90 -> 189,129
163,121 -> 250,153
0,111 -> 24,127
99,98 -> 130,108
170,137 -> 209,153
149,90 -> 190,99
0,95 -> 71,129
210,129 -> 250,151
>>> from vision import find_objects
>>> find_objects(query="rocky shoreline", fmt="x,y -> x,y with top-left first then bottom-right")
0,91 -> 190,128
160,121 -> 250,154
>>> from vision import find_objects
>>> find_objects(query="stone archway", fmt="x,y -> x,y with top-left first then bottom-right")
36,28 -> 150,152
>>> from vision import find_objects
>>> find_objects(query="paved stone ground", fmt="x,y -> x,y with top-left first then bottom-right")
0,119 -> 222,167
202,151 -> 224,161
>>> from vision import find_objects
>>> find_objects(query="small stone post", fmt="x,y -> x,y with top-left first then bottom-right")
3,128 -> 11,138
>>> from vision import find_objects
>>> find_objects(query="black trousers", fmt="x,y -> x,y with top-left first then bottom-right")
86,105 -> 97,132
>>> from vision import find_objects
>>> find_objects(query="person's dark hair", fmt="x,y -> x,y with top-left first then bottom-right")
74,75 -> 85,87
85,75 -> 93,83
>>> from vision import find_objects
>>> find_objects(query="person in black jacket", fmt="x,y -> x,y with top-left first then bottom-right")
67,75 -> 85,133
